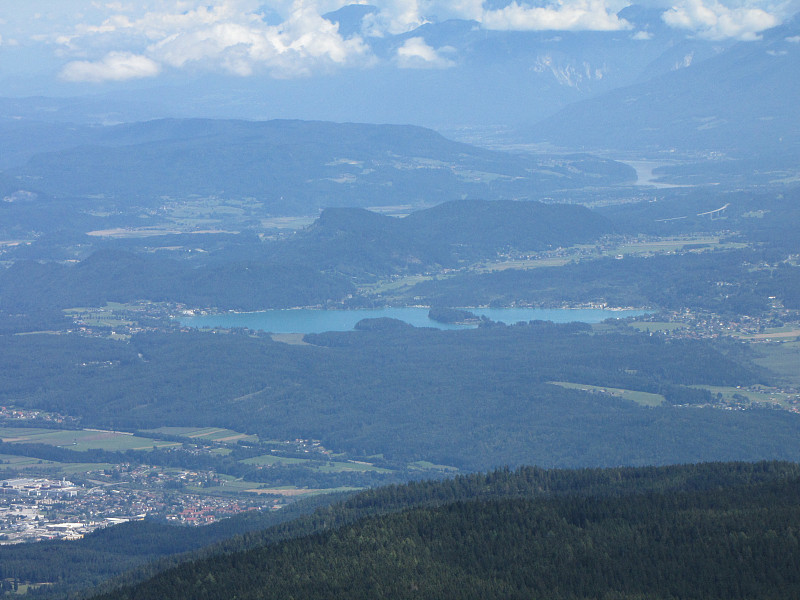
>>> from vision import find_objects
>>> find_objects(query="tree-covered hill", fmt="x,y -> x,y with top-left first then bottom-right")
0,249 -> 353,313
93,461 -> 800,600
2,324 -> 799,471
400,248 -> 800,314
276,199 -> 613,276
4,119 -> 634,215
0,199 -> 615,313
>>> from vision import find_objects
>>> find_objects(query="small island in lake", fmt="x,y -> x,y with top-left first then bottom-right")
428,307 -> 482,325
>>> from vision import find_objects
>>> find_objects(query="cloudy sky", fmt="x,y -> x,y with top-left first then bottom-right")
0,0 -> 797,87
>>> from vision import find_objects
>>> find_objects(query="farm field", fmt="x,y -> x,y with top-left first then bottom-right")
144,426 -> 258,444
242,454 -> 393,473
626,321 -> 687,333
186,475 -> 293,495
0,427 -> 180,452
737,328 -> 800,341
0,453 -> 117,477
752,341 -> 800,386
549,381 -> 665,407
610,237 -> 738,256
692,385 -> 799,410
0,454 -> 59,470
408,460 -> 459,472
242,485 -> 361,497
359,234 -> 749,301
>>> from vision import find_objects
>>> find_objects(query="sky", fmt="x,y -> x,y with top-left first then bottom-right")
0,0 -> 797,90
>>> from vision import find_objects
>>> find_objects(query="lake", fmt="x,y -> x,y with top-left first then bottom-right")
177,307 -> 649,334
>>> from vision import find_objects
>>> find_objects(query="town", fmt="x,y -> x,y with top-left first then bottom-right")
0,471 -> 279,545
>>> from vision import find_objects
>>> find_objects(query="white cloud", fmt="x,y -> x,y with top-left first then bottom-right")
6,0 -> 800,84
60,51 -> 161,81
662,0 -> 780,40
787,35 -> 800,42
148,6 -> 372,77
632,30 -> 654,39
362,0 -> 430,36
481,0 -> 632,31
395,36 -> 456,67
48,0 -> 373,81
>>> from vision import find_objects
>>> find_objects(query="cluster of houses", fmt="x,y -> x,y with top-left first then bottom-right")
0,476 -> 277,545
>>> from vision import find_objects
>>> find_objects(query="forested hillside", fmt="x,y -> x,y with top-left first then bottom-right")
3,120 -> 634,215
0,250 -> 353,313
93,462 -> 800,600
275,200 -> 613,275
2,323 -> 798,471
401,249 -> 800,314
0,200 -> 613,313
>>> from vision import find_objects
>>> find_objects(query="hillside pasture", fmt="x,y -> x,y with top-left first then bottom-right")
0,427 -> 180,452
242,454 -> 392,473
145,426 -> 258,444
549,381 -> 665,407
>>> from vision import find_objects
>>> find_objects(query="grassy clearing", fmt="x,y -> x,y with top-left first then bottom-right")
752,341 -> 800,386
319,461 -> 392,474
737,328 -> 800,341
57,462 -> 117,475
64,303 -> 142,329
270,333 -> 309,346
242,454 -> 392,473
259,215 -> 316,230
243,486 -> 361,497
242,454 -> 310,467
359,273 -> 437,296
0,454 -> 59,470
474,257 -> 572,273
692,385 -> 797,409
0,454 -> 119,478
549,381 -> 665,407
408,461 -> 459,472
627,321 -> 687,333
361,235 -> 744,301
609,237 -> 746,257
187,475 -> 270,494
144,426 -> 258,444
0,427 -> 180,452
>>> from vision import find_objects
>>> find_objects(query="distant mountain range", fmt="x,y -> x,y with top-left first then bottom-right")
0,4 -> 735,129
525,14 -> 800,159
0,119 -> 633,219
1,6 -> 796,168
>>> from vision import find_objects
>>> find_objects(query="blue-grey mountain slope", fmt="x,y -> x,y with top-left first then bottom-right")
0,5 -> 731,129
3,119 -> 634,216
525,15 -> 800,159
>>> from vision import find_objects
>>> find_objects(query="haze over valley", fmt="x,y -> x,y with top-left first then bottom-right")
1,1 -> 800,598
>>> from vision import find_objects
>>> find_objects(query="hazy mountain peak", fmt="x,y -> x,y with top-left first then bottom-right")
322,4 -> 379,38
617,4 -> 671,37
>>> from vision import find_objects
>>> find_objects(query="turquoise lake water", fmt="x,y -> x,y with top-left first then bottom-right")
177,307 -> 648,334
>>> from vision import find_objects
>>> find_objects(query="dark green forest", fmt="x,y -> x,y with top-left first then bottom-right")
0,199 -> 613,315
1,323 -> 798,470
3,191 -> 800,325
90,462 -> 800,600
1,120 -> 634,216
1,123 -> 799,600
0,250 -> 354,313
402,248 -> 800,313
